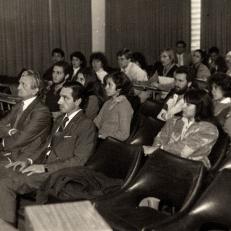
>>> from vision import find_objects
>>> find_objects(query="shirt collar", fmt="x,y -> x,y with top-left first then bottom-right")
220,97 -> 231,104
22,96 -> 37,111
121,62 -> 132,73
65,109 -> 82,123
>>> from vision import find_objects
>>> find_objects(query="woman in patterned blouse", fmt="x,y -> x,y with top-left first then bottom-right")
143,89 -> 219,168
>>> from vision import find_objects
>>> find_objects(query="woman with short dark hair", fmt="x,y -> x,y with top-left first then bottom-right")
94,71 -> 134,141
143,89 -> 219,168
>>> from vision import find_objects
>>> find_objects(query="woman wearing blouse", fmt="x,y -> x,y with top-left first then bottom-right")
94,71 -> 134,141
192,49 -> 211,82
143,89 -> 219,169
209,73 -> 231,138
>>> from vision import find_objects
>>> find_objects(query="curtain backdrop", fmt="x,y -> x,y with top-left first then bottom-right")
105,0 -> 191,67
0,0 -> 91,76
201,0 -> 231,55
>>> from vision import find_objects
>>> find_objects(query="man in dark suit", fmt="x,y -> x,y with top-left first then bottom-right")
175,40 -> 191,67
0,82 -> 97,225
0,69 -> 52,171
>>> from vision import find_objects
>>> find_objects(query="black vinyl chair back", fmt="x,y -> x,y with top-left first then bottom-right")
152,170 -> 231,231
140,100 -> 162,118
208,128 -> 230,172
99,149 -> 205,212
127,116 -> 164,146
86,137 -> 143,187
129,150 -> 205,211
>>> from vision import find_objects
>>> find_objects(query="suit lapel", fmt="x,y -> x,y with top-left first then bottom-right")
16,98 -> 40,129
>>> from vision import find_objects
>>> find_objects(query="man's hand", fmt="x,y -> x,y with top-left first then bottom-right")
143,145 -> 158,156
21,164 -> 45,176
5,160 -> 29,172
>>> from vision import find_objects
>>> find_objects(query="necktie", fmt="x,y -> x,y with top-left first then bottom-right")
57,116 -> 69,133
13,102 -> 24,128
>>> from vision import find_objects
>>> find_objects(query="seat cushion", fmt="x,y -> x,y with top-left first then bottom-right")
98,206 -> 169,231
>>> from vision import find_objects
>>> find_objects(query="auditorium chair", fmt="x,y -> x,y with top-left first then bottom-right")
208,129 -> 230,172
96,149 -> 205,231
126,115 -> 164,146
143,169 -> 231,231
140,100 -> 162,118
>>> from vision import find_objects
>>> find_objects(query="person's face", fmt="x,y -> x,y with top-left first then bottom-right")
76,73 -> 86,86
210,52 -> 218,62
192,51 -> 202,65
225,54 -> 231,67
72,57 -> 82,69
17,75 -> 38,99
52,66 -> 67,84
176,43 -> 185,55
211,83 -> 224,100
160,52 -> 171,66
118,55 -> 130,69
182,102 -> 196,119
174,73 -> 190,93
58,87 -> 80,115
52,52 -> 64,64
92,59 -> 103,72
105,78 -> 120,97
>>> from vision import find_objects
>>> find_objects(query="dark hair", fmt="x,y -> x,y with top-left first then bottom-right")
208,46 -> 220,55
176,40 -> 187,48
184,89 -> 213,121
62,81 -> 86,108
116,48 -> 133,60
132,52 -> 147,70
52,48 -> 65,58
194,49 -> 208,65
77,69 -> 105,106
70,51 -> 87,69
208,73 -> 231,97
53,61 -> 70,76
89,52 -> 108,69
175,66 -> 194,82
104,71 -> 133,96
215,56 -> 227,73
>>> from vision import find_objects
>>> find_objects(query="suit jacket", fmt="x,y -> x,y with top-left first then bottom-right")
0,97 -> 52,161
34,110 -> 97,173
176,52 -> 191,66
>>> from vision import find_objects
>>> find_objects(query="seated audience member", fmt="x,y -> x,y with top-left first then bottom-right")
69,51 -> 87,82
0,82 -> 97,225
143,89 -> 219,169
150,48 -> 178,92
191,49 -> 211,82
89,52 -> 109,84
209,73 -> 231,138
0,69 -> 51,175
43,48 -> 65,85
45,61 -> 70,119
208,46 -> 220,74
157,66 -> 194,122
117,48 -> 148,102
225,51 -> 231,77
132,51 -> 148,74
76,69 -> 105,119
175,40 -> 191,67
94,71 -> 134,141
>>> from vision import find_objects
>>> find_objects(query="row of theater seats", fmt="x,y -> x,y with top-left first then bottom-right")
18,102 -> 230,230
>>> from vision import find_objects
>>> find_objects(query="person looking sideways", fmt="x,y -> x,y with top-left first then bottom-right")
0,82 -> 97,225
209,73 -> 231,138
0,69 -> 51,176
94,71 -> 134,141
143,89 -> 218,169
